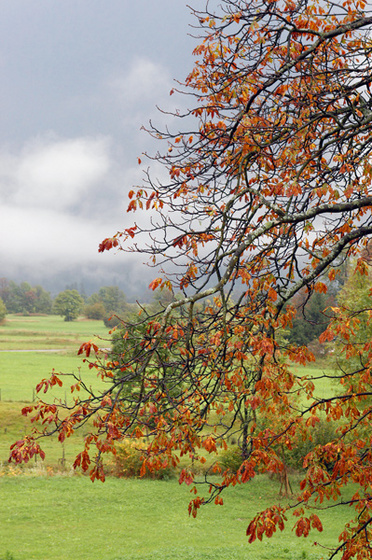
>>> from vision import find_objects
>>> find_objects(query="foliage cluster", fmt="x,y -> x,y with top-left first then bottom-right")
83,285 -> 129,325
0,279 -> 52,316
333,262 -> 372,376
53,290 -> 84,322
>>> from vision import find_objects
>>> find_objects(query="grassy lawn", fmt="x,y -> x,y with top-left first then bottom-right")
0,315 -> 112,466
0,314 -> 352,560
0,401 -> 94,467
0,351 -> 107,403
291,362 -> 336,402
0,314 -> 110,408
0,315 -> 109,351
0,474 -> 351,560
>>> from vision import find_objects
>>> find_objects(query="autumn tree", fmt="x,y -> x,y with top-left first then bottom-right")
10,1 -> 372,557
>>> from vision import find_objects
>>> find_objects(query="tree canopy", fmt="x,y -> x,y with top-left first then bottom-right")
53,289 -> 84,322
10,1 -> 372,557
0,279 -> 52,315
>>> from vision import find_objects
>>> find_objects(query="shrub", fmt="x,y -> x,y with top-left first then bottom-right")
219,418 -> 338,476
219,446 -> 244,474
83,302 -> 106,320
284,417 -> 338,471
113,440 -> 176,480
103,313 -> 124,328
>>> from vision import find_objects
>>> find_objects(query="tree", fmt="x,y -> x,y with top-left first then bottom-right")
287,288 -> 333,347
32,285 -> 53,314
85,286 -> 129,326
0,279 -> 52,315
0,297 -> 6,322
332,260 -> 372,382
83,301 -> 106,321
10,2 -> 372,557
53,290 -> 84,322
97,286 -> 127,314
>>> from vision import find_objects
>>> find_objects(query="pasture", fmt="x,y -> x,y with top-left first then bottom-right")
0,315 -> 111,466
0,314 -> 110,402
0,314 -> 109,351
0,314 -> 343,560
0,474 -> 351,560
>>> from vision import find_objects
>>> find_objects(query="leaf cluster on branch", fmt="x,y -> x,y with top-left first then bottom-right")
10,1 -> 372,557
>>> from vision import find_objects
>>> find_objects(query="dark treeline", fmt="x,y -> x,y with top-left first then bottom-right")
0,278 -> 53,315
0,267 -> 356,353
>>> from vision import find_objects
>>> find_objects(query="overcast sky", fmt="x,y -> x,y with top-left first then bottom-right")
0,1 -> 198,298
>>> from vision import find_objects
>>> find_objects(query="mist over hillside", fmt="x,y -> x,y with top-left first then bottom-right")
2,259 -> 155,301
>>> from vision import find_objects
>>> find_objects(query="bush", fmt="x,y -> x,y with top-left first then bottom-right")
219,446 -> 244,474
103,313 -> 124,328
113,440 -> 176,480
83,302 -> 106,320
284,417 -> 338,471
219,418 -> 338,475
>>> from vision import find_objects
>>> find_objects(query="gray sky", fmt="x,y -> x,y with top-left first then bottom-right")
0,1 -> 197,297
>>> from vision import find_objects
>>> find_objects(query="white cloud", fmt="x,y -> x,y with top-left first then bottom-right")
0,133 -> 157,286
106,57 -> 186,137
0,204 -> 107,265
110,57 -> 173,107
0,135 -> 111,211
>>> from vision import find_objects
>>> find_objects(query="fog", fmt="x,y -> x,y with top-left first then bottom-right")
0,1 -> 196,298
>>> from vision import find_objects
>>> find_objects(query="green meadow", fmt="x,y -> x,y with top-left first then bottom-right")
0,474 -> 352,560
0,314 -> 110,402
0,314 -> 344,560
0,315 -> 111,466
0,314 -> 109,351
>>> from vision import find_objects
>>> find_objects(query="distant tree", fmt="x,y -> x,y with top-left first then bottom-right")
1,280 -> 30,314
33,285 -> 53,314
97,286 -> 127,313
0,279 -> 52,315
86,286 -> 128,327
53,290 -> 84,322
0,297 -> 6,322
0,278 -> 12,310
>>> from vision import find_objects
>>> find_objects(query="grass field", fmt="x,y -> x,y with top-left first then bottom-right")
0,315 -> 111,466
0,474 -> 352,560
0,314 -> 109,351
0,351 -> 107,402
0,314 -> 347,560
0,314 -> 110,401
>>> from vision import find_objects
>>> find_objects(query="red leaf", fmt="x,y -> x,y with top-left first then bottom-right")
149,278 -> 162,291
